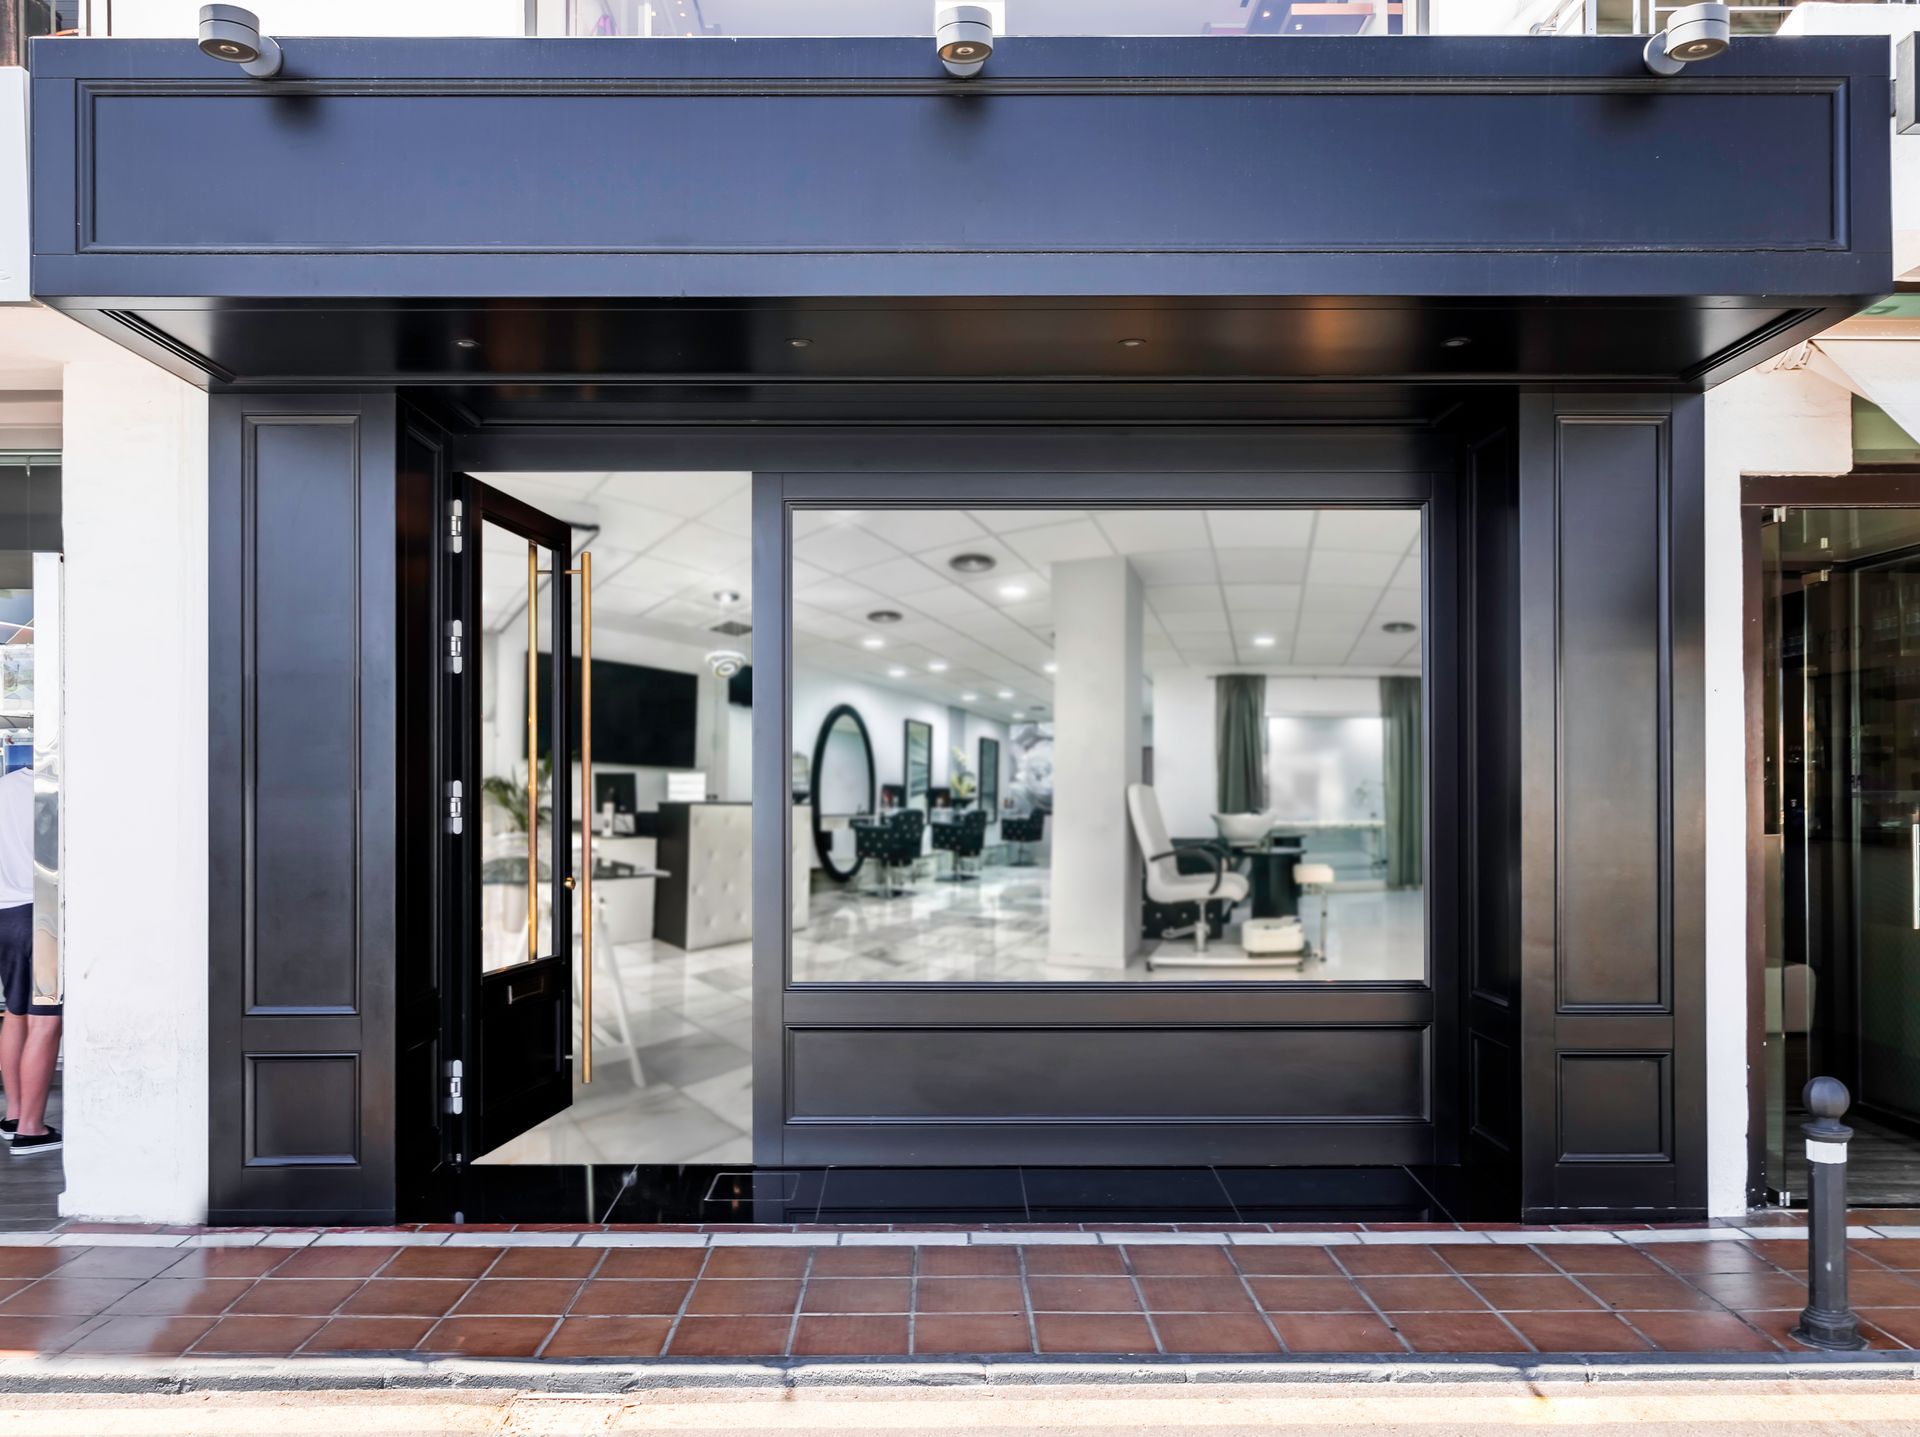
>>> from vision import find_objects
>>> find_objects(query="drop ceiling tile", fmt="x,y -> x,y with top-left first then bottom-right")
1215,549 -> 1309,584
791,606 -> 861,641
908,582 -> 993,618
1094,509 -> 1210,554
847,555 -> 952,599
1222,584 -> 1303,610
1179,646 -> 1239,665
607,471 -> 750,517
1312,509 -> 1421,553
478,470 -> 610,501
1206,510 -> 1316,549
914,532 -> 1020,569
1348,633 -> 1421,665
1389,555 -> 1422,592
1005,520 -> 1116,570
1292,636 -> 1358,665
851,509 -> 987,551
1157,611 -> 1232,635
608,554 -> 711,594
971,509 -> 1091,533
795,524 -> 899,572
793,578 -> 885,613
700,489 -> 753,539
965,571 -> 1048,606
660,522 -> 748,573
1000,600 -> 1054,629
1230,613 -> 1297,638
1306,548 -> 1400,587
1150,585 -> 1227,615
1128,550 -> 1218,585
1301,583 -> 1387,617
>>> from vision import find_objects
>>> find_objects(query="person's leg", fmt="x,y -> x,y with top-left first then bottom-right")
0,1011 -> 21,1125
0,905 -> 27,1126
11,1012 -> 59,1137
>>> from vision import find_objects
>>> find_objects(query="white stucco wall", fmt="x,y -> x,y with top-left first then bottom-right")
57,357 -> 210,1223
1702,360 -> 1852,1217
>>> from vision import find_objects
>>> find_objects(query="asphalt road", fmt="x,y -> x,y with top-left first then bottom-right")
2,1380 -> 1920,1436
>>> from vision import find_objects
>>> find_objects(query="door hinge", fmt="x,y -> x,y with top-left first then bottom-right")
449,499 -> 465,554
444,1058 -> 464,1116
447,619 -> 465,675
447,779 -> 465,835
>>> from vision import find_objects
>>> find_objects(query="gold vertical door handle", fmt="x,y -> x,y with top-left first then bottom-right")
580,550 -> 594,1083
526,540 -> 538,967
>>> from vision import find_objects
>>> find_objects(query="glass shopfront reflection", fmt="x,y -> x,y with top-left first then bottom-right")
789,505 -> 1426,984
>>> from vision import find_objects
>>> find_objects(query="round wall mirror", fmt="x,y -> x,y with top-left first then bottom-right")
810,704 -> 875,882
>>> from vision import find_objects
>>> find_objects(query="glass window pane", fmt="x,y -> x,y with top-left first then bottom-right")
790,504 -> 1425,984
479,519 -> 558,973
568,1 -> 1414,38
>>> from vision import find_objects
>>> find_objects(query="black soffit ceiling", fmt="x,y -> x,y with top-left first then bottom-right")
100,297 -> 1812,401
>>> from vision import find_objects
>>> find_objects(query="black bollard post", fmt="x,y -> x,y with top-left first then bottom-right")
1791,1076 -> 1866,1352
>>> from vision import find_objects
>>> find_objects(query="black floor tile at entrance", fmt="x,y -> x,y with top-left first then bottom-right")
1215,1165 -> 1441,1220
811,1168 -> 1023,1224
1020,1168 -> 1235,1216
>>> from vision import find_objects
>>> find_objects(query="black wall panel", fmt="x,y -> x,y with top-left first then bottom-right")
788,1027 -> 1429,1123
209,393 -> 399,1224
1517,391 -> 1705,1221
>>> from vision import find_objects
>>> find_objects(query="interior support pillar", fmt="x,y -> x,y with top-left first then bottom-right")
1517,390 -> 1706,1221
1048,556 -> 1144,967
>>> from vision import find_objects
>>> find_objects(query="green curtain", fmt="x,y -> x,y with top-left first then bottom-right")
1215,675 -> 1267,814
1380,676 -> 1423,889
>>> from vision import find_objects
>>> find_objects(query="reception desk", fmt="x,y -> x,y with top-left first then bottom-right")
654,802 -> 812,952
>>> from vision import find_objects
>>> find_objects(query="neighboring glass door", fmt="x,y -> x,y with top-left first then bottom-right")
453,478 -> 584,1161
1765,506 -> 1920,1204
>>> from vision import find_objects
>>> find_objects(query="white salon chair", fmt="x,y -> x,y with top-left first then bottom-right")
1295,861 -> 1335,962
1130,783 -> 1295,972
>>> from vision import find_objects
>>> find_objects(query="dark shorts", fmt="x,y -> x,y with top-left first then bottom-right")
0,904 -> 57,1018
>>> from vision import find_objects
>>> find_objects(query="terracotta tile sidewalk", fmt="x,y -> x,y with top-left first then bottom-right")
3,1228 -> 1920,1361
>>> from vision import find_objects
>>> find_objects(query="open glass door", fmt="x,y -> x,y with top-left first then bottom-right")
1765,506 -> 1920,1205
452,478 -> 590,1161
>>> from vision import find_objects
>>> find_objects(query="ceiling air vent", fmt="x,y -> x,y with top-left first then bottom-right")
709,619 -> 753,638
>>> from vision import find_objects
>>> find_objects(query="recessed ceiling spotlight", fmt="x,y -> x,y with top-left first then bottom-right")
998,583 -> 1029,601
888,666 -> 908,678
928,660 -> 949,672
1441,336 -> 1472,349
1252,634 -> 1276,647
454,337 -> 480,350
861,636 -> 885,650
949,552 -> 997,575
1382,621 -> 1417,635
997,689 -> 1014,700
712,589 -> 742,607
866,609 -> 903,624
961,691 -> 979,701
1119,337 -> 1146,348
1043,661 -> 1057,674
787,337 -> 812,348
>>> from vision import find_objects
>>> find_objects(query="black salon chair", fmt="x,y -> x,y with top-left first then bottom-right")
1000,810 -> 1045,867
932,808 -> 989,882
855,808 -> 925,898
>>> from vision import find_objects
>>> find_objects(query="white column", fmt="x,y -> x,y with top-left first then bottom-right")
1048,556 -> 1143,968
58,356 -> 210,1223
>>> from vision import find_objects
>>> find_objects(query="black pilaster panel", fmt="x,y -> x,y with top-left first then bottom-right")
209,393 -> 399,1224
1518,391 -> 1705,1221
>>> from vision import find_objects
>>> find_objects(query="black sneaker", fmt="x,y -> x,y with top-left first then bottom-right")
0,1120 -> 14,1142
9,1127 -> 59,1155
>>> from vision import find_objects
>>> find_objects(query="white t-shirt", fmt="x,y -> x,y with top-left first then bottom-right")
0,767 -> 32,910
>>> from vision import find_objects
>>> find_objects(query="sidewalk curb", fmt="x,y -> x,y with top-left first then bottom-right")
1,1353 -> 1918,1395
